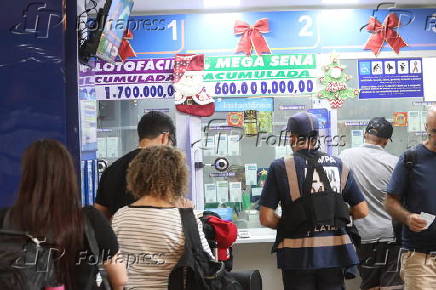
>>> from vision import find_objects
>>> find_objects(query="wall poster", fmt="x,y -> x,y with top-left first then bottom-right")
358,58 -> 424,99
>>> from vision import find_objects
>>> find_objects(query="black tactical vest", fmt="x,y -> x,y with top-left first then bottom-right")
275,152 -> 350,249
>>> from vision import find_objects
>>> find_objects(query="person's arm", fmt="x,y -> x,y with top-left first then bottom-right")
259,206 -> 280,229
94,169 -> 116,220
94,203 -> 112,220
385,194 -> 427,232
259,162 -> 281,229
385,154 -> 427,232
342,169 -> 369,220
350,201 -> 369,220
85,207 -> 127,288
103,254 -> 127,290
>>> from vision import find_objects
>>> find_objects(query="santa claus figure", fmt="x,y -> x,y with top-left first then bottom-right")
173,54 -> 215,117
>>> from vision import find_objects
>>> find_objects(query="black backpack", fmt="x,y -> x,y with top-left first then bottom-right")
0,211 -> 61,290
0,207 -> 111,290
168,208 -> 243,290
392,147 -> 417,246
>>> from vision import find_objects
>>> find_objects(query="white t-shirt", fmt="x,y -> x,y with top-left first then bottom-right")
112,206 -> 212,290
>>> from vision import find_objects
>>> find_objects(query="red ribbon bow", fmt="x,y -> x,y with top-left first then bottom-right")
118,29 -> 136,62
234,18 -> 271,56
364,13 -> 407,55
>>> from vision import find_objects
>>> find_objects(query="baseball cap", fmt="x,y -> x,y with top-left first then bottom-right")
286,112 -> 319,137
365,117 -> 393,141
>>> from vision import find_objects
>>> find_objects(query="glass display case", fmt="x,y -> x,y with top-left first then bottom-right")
196,96 -> 313,233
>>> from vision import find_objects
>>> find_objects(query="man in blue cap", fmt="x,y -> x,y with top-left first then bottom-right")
259,111 -> 368,290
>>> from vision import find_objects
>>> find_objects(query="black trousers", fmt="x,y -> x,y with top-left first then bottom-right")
282,268 -> 345,290
357,242 -> 403,290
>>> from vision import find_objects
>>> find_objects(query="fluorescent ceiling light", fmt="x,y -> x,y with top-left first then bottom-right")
322,0 -> 358,4
203,0 -> 241,8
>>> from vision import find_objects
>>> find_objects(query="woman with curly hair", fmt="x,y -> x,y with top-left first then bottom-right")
112,145 -> 212,289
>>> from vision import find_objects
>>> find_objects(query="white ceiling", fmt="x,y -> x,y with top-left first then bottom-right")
131,0 -> 436,13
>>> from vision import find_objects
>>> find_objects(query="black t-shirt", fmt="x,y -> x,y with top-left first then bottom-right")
0,206 -> 118,289
95,149 -> 141,216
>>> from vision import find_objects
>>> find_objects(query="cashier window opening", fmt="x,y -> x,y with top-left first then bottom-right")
95,111 -> 177,220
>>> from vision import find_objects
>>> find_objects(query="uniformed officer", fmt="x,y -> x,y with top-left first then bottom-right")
259,111 -> 368,290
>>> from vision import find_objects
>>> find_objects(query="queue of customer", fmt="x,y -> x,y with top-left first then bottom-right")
1,107 -> 435,290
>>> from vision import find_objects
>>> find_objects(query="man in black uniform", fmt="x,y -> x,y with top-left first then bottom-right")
259,112 -> 368,290
95,111 -> 176,219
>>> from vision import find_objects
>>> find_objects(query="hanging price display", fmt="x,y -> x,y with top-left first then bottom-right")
203,54 -> 318,97
212,79 -> 314,96
101,84 -> 175,100
94,58 -> 175,100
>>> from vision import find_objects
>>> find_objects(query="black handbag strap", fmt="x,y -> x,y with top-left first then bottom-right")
83,213 -> 112,290
2,209 -> 11,228
179,208 -> 203,251
84,217 -> 99,261
402,146 -> 417,204
178,208 -> 226,282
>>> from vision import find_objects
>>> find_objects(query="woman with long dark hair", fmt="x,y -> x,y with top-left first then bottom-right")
0,139 -> 127,289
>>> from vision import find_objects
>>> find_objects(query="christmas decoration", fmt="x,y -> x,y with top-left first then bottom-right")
234,18 -> 271,56
118,30 -> 136,61
317,55 -> 359,109
226,112 -> 244,127
393,112 -> 408,127
173,54 -> 215,117
364,13 -> 407,56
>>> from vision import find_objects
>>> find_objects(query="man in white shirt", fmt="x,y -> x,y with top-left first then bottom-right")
340,117 -> 403,290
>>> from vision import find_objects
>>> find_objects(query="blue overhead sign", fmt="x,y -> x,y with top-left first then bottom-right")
127,9 -> 436,58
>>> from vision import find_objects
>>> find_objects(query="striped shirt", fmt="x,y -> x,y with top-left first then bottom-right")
112,206 -> 212,290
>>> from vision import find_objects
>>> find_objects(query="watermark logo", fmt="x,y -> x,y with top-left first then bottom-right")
360,2 -> 415,37
425,15 -> 436,32
10,2 -> 63,39
11,245 -> 64,273
76,251 -> 166,268
191,118 -> 347,153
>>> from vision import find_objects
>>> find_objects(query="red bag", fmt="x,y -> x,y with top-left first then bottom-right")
206,216 -> 238,261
